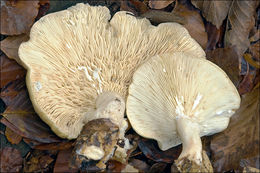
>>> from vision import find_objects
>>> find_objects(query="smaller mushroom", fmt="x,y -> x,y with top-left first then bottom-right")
126,52 -> 241,168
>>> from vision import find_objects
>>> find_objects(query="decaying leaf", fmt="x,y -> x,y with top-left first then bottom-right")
205,22 -> 221,51
5,126 -> 22,144
0,53 -> 26,88
191,0 -> 231,29
0,0 -> 40,35
206,47 -> 240,86
120,0 -> 148,16
128,159 -> 150,172
54,148 -> 78,173
224,1 -> 259,60
0,147 -> 23,172
138,138 -> 181,163
148,0 -> 175,9
149,162 -> 167,173
0,34 -> 29,64
211,87 -> 260,172
141,10 -> 185,25
173,2 -> 208,49
1,78 -> 62,143
249,41 -> 260,61
238,69 -> 256,95
23,138 -> 73,150
106,160 -> 127,173
243,53 -> 260,69
23,150 -> 56,172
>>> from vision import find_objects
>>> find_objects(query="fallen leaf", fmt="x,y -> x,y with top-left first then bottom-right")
128,159 -> 150,172
191,1 -> 231,28
249,41 -> 260,61
205,22 -> 221,51
224,1 -> 259,60
25,140 -> 73,150
0,34 -> 29,64
0,0 -> 40,35
0,53 -> 26,88
238,69 -> 256,95
23,150 -> 56,172
106,160 -> 126,173
211,87 -> 260,172
35,0 -> 50,20
138,138 -> 181,163
148,0 -> 175,9
54,148 -> 78,173
1,78 -> 62,143
243,53 -> 260,69
206,47 -> 240,86
149,162 -> 167,173
5,127 -> 22,144
141,10 -> 185,25
173,2 -> 208,49
240,156 -> 260,171
0,147 -> 23,172
120,0 -> 148,16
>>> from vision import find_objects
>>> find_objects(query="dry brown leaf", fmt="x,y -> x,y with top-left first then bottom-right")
138,138 -> 181,163
141,10 -> 185,25
120,0 -> 148,16
1,78 -> 62,143
238,69 -> 255,95
173,2 -> 208,49
54,148 -> 78,173
211,87 -> 259,172
191,1 -> 231,29
5,127 -> 22,144
148,0 -> 174,9
0,0 -> 40,35
23,150 -> 56,172
0,34 -> 29,64
205,22 -> 221,51
249,41 -> 260,61
0,147 -> 23,172
224,1 -> 259,60
0,53 -> 26,88
206,47 -> 240,86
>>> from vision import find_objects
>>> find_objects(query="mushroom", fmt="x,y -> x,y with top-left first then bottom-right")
126,52 -> 241,167
18,3 -> 205,166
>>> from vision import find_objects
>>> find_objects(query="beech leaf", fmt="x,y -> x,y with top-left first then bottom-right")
0,54 -> 26,88
211,87 -> 260,172
173,2 -> 208,49
0,34 -> 29,64
0,0 -> 40,35
0,147 -> 23,172
191,0 -> 231,28
206,47 -> 240,87
148,0 -> 175,9
224,1 -> 259,59
1,78 -> 62,143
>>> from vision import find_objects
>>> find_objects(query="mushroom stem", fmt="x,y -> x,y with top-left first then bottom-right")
71,92 -> 128,168
176,117 -> 202,165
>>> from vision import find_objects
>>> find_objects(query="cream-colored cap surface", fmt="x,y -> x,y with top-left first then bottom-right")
18,3 -> 205,139
127,52 -> 240,150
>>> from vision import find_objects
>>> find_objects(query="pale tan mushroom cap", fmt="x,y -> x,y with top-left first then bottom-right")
18,3 -> 205,139
126,52 -> 241,150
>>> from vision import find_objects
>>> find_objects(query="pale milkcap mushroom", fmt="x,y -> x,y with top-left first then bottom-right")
126,52 -> 241,165
18,3 -> 205,164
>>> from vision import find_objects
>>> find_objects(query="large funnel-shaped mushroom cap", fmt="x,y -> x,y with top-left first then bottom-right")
18,3 -> 205,139
127,52 -> 240,151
